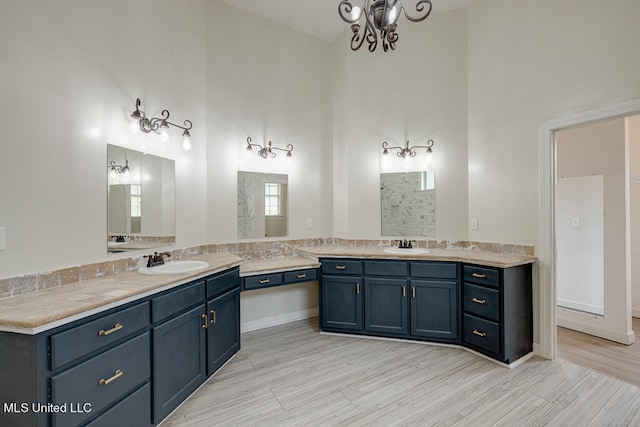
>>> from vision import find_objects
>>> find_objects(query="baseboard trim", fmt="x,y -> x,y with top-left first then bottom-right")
241,307 -> 319,333
557,316 -> 635,345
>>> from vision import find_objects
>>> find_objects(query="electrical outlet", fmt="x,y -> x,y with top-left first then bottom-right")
307,218 -> 313,229
571,217 -> 580,227
470,218 -> 478,231
0,227 -> 5,251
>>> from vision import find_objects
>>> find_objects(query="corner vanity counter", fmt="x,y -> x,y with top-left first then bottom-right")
0,253 -> 243,427
239,256 -> 320,291
297,245 -> 536,367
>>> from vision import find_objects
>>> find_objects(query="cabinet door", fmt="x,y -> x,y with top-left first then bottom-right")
410,280 -> 458,341
364,278 -> 408,336
206,288 -> 240,376
152,305 -> 207,423
321,276 -> 363,331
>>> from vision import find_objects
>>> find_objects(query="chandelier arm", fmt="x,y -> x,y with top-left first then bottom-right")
402,0 -> 432,22
338,0 -> 362,24
165,119 -> 193,131
351,26 -> 368,51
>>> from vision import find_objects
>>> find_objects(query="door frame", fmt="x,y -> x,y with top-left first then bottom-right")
538,98 -> 640,359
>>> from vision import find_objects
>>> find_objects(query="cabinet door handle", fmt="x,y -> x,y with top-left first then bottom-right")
99,369 -> 123,386
210,310 -> 217,324
472,297 -> 487,305
336,265 -> 347,270
201,314 -> 208,329
472,329 -> 487,338
402,286 -> 406,298
98,323 -> 123,336
412,287 -> 416,298
356,283 -> 360,295
296,274 -> 307,279
259,279 -> 271,284
472,273 -> 486,279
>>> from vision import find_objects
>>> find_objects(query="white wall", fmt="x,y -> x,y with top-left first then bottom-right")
333,9 -> 469,240
467,0 -> 640,246
0,0 -> 208,278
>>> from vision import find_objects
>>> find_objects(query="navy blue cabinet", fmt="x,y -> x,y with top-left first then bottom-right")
152,304 -> 207,423
411,280 -> 458,341
364,278 -> 408,336
206,288 -> 240,375
321,274 -> 363,332
461,263 -> 532,364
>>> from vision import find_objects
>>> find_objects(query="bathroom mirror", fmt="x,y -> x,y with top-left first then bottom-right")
238,171 -> 288,239
380,171 -> 435,237
107,144 -> 175,253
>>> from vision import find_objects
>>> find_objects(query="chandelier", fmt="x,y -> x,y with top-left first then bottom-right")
338,0 -> 432,52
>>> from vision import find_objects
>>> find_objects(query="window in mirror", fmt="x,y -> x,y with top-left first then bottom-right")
238,172 -> 288,238
107,144 -> 175,253
380,171 -> 435,237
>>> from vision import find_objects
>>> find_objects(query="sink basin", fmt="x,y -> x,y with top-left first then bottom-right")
137,260 -> 209,275
383,247 -> 430,255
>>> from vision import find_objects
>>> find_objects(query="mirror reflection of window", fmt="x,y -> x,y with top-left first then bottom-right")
264,183 -> 281,216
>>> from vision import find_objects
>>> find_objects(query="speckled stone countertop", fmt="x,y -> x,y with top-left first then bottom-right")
297,246 -> 536,268
239,257 -> 321,276
0,253 -> 243,335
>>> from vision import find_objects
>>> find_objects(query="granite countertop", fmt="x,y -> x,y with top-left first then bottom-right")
297,245 -> 536,268
240,257 -> 321,276
0,253 -> 243,335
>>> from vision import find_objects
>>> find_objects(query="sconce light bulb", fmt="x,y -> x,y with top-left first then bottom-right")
160,129 -> 169,143
182,135 -> 192,151
110,170 -> 116,179
129,120 -> 140,135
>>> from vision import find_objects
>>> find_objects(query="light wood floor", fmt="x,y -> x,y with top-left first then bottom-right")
557,317 -> 640,387
164,318 -> 640,426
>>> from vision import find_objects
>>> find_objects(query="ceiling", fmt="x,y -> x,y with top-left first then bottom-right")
217,0 -> 477,43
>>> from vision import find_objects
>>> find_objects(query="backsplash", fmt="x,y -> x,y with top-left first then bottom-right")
0,238 -> 534,299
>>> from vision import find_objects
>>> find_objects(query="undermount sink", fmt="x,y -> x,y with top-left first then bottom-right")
137,260 -> 209,275
383,247 -> 430,255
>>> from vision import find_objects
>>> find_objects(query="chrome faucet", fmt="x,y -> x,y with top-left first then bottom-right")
144,252 -> 172,267
396,239 -> 415,249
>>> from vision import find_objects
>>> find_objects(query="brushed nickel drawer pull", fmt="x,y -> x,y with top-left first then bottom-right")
472,329 -> 487,338
98,323 -> 123,337
259,279 -> 271,284
356,283 -> 360,295
472,298 -> 487,305
472,273 -> 486,279
296,274 -> 307,279
402,286 -> 406,298
412,287 -> 416,298
210,310 -> 217,324
335,265 -> 347,270
99,369 -> 123,386
202,314 -> 208,329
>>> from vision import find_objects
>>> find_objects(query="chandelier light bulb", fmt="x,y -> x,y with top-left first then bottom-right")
351,5 -> 361,20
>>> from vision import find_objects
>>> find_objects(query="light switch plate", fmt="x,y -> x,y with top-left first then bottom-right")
0,227 -> 5,251
470,218 -> 478,231
307,218 -> 313,229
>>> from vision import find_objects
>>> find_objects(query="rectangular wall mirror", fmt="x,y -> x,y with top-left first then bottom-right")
238,171 -> 288,239
380,171 -> 435,237
107,144 -> 175,253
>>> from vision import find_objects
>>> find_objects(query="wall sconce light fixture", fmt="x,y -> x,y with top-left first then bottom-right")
338,0 -> 433,52
129,98 -> 193,151
245,137 -> 293,159
109,160 -> 130,178
382,139 -> 434,161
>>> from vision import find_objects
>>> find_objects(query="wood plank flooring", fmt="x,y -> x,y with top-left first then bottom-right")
163,318 -> 640,426
557,317 -> 640,387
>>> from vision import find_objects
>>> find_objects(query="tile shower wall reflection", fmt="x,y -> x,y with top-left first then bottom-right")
381,171 -> 435,237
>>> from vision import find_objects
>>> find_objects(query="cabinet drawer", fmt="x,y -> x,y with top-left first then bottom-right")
463,314 -> 500,355
50,302 -> 150,370
410,262 -> 458,279
85,383 -> 151,427
153,281 -> 205,323
364,260 -> 408,277
206,268 -> 240,298
464,283 -> 499,321
284,268 -> 318,284
51,332 -> 151,427
321,259 -> 362,275
464,265 -> 499,288
244,272 -> 283,290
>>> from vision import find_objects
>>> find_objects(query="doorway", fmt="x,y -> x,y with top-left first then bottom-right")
538,99 -> 640,360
